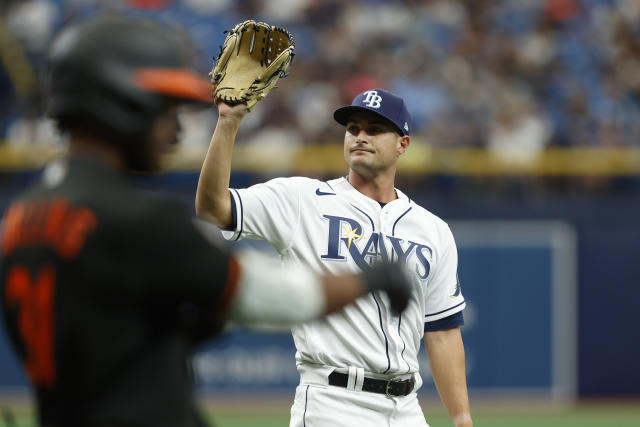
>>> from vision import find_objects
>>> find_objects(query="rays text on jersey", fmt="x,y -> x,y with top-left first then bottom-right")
320,214 -> 431,281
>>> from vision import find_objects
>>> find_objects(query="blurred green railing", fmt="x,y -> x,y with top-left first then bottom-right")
1,143 -> 640,176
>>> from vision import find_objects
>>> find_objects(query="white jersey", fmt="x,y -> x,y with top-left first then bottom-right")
223,176 -> 465,379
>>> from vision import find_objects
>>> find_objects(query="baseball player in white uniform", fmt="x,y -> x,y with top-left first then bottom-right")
196,88 -> 472,427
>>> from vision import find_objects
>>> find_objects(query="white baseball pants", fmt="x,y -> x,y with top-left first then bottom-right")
289,381 -> 429,427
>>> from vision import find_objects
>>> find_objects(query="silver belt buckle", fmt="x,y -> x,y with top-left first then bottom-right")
385,377 -> 402,398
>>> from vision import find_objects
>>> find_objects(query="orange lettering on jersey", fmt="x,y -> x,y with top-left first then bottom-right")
1,202 -> 26,255
59,207 -> 97,258
44,200 -> 67,248
1,199 -> 97,258
4,264 -> 56,386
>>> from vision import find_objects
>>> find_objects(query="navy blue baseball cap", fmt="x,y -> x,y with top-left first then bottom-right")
333,88 -> 411,136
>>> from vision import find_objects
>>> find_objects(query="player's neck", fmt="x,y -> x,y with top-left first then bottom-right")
68,132 -> 126,171
346,171 -> 397,203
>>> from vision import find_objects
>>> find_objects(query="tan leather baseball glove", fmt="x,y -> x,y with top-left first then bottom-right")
210,20 -> 294,112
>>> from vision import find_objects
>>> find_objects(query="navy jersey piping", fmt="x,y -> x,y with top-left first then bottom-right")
372,292 -> 391,374
392,207 -> 412,235
398,313 -> 411,373
227,192 -> 238,232
425,300 -> 465,318
351,203 -> 375,231
350,203 -> 389,371
231,189 -> 243,241
391,206 -> 412,364
303,385 -> 309,427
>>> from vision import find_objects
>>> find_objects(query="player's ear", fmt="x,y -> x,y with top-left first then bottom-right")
397,135 -> 410,156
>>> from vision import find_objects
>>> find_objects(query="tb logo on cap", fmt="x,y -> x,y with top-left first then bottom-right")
362,90 -> 382,108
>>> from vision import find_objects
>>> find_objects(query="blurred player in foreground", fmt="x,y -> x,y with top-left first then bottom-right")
0,16 -> 413,427
197,86 -> 472,426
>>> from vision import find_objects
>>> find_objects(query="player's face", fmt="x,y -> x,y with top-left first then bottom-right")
343,112 -> 409,176
142,103 -> 181,172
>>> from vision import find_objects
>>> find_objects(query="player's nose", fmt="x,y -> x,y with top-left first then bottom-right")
355,129 -> 370,143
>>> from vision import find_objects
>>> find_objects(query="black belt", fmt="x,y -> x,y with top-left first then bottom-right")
328,371 -> 415,397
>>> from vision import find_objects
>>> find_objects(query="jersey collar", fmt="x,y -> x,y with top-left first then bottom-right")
328,176 -> 411,207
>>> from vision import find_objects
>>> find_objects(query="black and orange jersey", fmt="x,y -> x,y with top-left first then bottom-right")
1,155 -> 239,427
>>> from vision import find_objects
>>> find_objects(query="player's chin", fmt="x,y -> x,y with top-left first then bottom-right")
348,150 -> 373,164
347,157 -> 376,174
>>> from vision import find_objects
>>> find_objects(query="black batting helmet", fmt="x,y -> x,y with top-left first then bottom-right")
48,14 -> 211,139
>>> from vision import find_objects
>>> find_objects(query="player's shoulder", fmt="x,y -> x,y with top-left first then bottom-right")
405,197 -> 448,226
267,175 -> 322,185
253,175 -> 324,192
402,195 -> 454,239
73,189 -> 186,236
100,193 -> 194,247
137,193 -> 189,216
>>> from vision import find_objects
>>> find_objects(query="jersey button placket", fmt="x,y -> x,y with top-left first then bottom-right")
380,207 -> 392,235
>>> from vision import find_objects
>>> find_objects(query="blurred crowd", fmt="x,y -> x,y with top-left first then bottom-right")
1,0 -> 639,165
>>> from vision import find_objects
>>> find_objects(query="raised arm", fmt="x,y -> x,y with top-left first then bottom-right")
424,328 -> 472,427
195,103 -> 248,228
